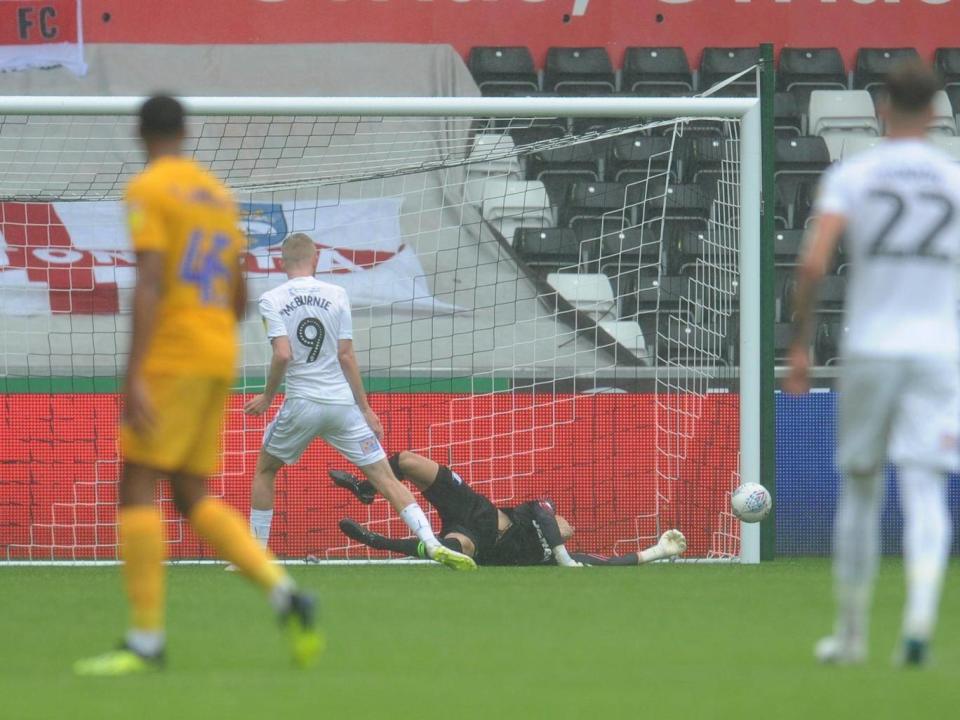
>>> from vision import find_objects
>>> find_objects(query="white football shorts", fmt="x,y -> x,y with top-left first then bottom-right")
262,398 -> 386,467
837,356 -> 960,475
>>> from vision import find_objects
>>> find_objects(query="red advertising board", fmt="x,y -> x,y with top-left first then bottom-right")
0,392 -> 740,561
74,0 -> 959,65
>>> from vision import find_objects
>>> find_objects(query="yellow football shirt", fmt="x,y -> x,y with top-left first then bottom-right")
124,156 -> 245,379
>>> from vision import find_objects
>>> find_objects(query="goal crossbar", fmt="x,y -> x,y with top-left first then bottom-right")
0,95 -> 758,118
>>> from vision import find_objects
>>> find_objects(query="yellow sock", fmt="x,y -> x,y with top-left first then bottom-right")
190,497 -> 286,591
119,506 -> 166,632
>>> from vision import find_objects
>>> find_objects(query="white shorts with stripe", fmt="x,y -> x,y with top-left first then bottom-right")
262,398 -> 386,467
838,356 -> 960,475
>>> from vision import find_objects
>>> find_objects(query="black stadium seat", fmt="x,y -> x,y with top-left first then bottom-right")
778,48 -> 847,109
700,47 -> 761,96
597,227 -> 661,272
774,93 -> 803,138
607,135 -> 676,185
622,47 -> 693,96
815,320 -> 847,365
773,229 -> 804,267
775,137 -> 830,225
527,143 -> 605,209
513,228 -> 585,270
558,182 -> 627,231
468,47 -> 539,96
544,47 -> 616,95
508,116 -> 567,147
854,47 -> 921,98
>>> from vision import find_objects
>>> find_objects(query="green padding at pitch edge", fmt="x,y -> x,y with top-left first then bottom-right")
0,376 -> 510,394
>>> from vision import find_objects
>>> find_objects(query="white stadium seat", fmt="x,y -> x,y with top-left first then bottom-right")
467,133 -> 523,179
546,272 -> 616,322
809,90 -> 880,160
928,91 -> 958,136
466,179 -> 554,241
839,135 -> 882,160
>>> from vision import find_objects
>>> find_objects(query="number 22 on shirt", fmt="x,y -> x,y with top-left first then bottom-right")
179,230 -> 233,306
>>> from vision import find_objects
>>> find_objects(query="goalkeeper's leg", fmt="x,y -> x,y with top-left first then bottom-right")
338,518 -> 470,560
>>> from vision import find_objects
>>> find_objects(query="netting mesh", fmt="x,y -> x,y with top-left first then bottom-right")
0,105 -> 742,562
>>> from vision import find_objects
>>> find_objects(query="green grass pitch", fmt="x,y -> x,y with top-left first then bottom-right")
1,559 -> 957,720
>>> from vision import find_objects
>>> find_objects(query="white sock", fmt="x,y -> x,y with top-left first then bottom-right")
126,629 -> 165,657
899,465 -> 952,640
638,544 -> 665,564
250,508 -> 274,549
553,545 -> 579,567
268,575 -> 296,614
399,503 -> 439,549
832,471 -> 884,645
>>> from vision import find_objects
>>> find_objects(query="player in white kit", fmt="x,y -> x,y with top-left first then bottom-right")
787,60 -> 958,667
241,233 -> 476,571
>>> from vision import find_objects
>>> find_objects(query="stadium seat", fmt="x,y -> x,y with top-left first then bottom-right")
854,47 -> 921,98
774,137 -> 830,217
606,135 -> 676,185
784,275 -> 846,320
773,229 -> 804,267
558,182 -> 627,231
774,93 -> 803,138
778,48 -> 848,109
598,320 -> 649,361
546,272 -> 617,321
773,322 -> 796,364
838,135 -> 882,160
467,47 -> 539,96
467,179 -> 554,240
544,47 -> 616,95
930,135 -> 960,161
526,144 -> 603,206
814,320 -> 847,365
513,228 -> 587,270
635,274 -> 689,314
622,47 -> 694,96
508,117 -> 568,147
668,228 -> 735,275
688,137 -> 734,193
929,91 -> 958,135
467,133 -> 523,180
808,90 -> 880,159
597,227 -> 660,274
791,180 -> 818,229
634,183 -> 712,226
934,48 -> 960,118
699,47 -> 761,96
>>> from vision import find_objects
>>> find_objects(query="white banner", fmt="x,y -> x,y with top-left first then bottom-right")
0,198 -> 452,315
0,1 -> 87,76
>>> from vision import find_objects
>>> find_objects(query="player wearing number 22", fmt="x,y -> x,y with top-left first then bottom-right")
788,61 -> 960,668
240,233 -> 477,571
74,96 -> 321,676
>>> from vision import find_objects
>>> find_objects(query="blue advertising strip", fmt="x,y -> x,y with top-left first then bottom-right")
776,392 -> 960,556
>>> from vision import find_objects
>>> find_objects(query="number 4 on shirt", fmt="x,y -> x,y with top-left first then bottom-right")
180,231 -> 232,305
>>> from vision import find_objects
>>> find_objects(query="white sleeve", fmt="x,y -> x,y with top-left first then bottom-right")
338,290 -> 353,341
813,163 -> 855,218
259,294 -> 287,339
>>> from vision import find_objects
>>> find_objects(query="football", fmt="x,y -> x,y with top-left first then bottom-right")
731,483 -> 772,523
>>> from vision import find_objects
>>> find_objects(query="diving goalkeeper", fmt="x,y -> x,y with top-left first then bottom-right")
334,450 -> 687,567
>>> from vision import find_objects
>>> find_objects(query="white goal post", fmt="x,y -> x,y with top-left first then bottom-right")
0,94 -> 761,564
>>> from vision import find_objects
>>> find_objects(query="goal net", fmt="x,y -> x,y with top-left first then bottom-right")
0,96 -> 760,564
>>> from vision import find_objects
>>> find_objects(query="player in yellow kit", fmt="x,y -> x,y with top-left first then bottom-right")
74,96 -> 322,676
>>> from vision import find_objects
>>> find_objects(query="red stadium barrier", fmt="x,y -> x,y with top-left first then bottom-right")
63,0 -> 960,66
1,391 -> 739,561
